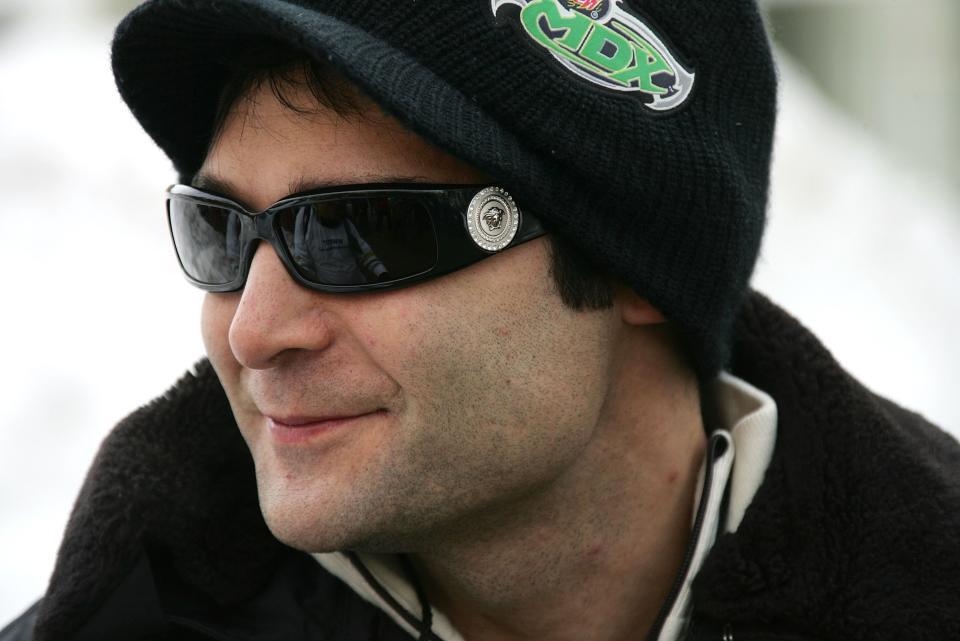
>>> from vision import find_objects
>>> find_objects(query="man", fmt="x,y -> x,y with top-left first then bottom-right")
3,1 -> 959,640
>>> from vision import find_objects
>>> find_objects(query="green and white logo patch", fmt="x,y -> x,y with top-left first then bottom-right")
491,0 -> 695,112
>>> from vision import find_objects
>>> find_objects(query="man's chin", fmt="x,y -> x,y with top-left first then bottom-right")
259,493 -> 430,555
253,473 -> 347,551
259,499 -> 350,553
251,460 -> 438,554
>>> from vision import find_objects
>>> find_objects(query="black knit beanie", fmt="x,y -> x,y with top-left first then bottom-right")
112,0 -> 777,377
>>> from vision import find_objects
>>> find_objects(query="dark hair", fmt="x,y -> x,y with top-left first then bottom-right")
207,40 -> 614,312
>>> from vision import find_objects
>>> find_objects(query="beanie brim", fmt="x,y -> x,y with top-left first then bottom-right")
112,0 -> 543,187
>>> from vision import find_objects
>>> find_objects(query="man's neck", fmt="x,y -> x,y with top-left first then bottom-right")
410,355 -> 707,641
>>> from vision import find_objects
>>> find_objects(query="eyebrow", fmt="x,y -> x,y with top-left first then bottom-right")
191,173 -> 237,196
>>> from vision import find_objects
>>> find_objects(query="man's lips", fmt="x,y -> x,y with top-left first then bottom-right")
265,410 -> 385,444
270,414 -> 361,427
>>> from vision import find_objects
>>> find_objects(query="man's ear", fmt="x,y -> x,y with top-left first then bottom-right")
616,285 -> 667,326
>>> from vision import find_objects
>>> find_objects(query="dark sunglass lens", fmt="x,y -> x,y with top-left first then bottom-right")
276,195 -> 438,286
168,200 -> 243,285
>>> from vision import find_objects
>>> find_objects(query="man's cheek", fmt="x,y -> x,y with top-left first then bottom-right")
201,293 -> 240,367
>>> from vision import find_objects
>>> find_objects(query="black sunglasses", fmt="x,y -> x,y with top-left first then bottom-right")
165,183 -> 546,293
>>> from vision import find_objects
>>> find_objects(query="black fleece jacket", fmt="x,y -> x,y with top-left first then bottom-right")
3,293 -> 959,641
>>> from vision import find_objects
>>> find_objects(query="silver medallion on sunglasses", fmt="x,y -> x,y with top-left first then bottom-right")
467,187 -> 521,252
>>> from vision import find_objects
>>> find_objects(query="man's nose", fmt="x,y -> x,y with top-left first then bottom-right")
228,242 -> 336,369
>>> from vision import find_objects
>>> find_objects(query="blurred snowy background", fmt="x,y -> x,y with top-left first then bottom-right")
1,0 -> 958,625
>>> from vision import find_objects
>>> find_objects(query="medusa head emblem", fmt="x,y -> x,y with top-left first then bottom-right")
483,207 -> 506,232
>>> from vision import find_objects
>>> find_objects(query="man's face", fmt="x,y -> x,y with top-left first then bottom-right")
200,80 -> 621,552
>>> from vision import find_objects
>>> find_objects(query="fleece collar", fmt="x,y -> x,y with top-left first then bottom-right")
691,294 -> 960,640
31,293 -> 960,641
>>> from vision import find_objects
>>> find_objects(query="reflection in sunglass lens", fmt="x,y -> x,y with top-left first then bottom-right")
276,195 -> 438,286
168,200 -> 243,285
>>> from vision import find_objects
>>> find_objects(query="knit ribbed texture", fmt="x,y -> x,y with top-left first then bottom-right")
112,0 -> 778,375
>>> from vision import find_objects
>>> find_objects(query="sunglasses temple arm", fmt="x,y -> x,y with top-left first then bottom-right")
516,214 -> 548,244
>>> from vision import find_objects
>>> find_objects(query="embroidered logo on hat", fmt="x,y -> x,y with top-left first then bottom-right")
491,0 -> 695,112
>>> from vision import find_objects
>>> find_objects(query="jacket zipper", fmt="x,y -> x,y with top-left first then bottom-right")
167,614 -> 245,641
706,623 -> 819,641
